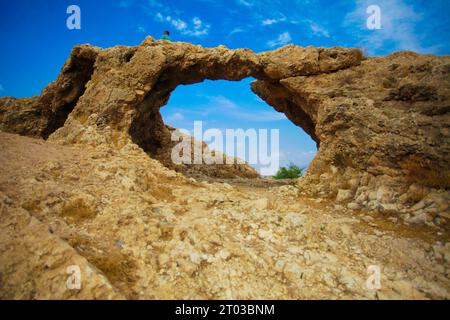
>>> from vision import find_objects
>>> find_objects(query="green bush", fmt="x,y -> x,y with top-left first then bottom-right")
273,163 -> 304,180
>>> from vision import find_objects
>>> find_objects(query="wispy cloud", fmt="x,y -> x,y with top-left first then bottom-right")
208,95 -> 287,121
229,27 -> 245,35
262,19 -> 277,26
137,25 -> 147,33
304,20 -> 330,38
167,112 -> 184,122
267,32 -> 292,47
208,96 -> 238,109
237,0 -> 254,7
234,110 -> 287,122
261,14 -> 286,26
155,13 -> 210,37
0,84 -> 4,91
171,95 -> 286,122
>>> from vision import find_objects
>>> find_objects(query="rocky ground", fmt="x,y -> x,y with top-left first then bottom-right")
1,131 -> 448,299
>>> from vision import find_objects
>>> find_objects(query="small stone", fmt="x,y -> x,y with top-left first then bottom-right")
285,212 -> 305,227
254,198 -> 269,210
258,229 -> 272,240
340,225 -> 353,236
411,200 -> 427,211
374,230 -> 384,237
336,189 -> 354,203
283,262 -> 302,282
158,254 -> 170,266
347,202 -> 361,210
216,249 -> 231,260
407,212 -> 429,225
368,191 -> 378,201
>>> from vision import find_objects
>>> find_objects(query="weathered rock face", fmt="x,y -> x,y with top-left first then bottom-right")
252,51 -> 450,217
0,45 -> 98,139
0,37 -> 449,214
0,38 -> 361,178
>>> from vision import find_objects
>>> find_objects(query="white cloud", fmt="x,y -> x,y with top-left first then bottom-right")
238,110 -> 286,121
199,96 -> 286,121
189,17 -> 210,37
267,32 -> 292,47
305,20 -> 330,38
261,15 -> 286,26
208,96 -> 238,109
155,13 -> 210,37
237,0 -> 254,7
262,19 -> 277,26
229,27 -> 245,35
137,25 -> 147,33
209,96 -> 238,109
167,16 -> 188,32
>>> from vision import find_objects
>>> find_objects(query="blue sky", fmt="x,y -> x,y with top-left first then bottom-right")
1,0 -> 449,170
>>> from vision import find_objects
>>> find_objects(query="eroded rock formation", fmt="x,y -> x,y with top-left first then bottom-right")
253,51 -> 450,220
1,38 -> 450,300
0,37 -> 449,217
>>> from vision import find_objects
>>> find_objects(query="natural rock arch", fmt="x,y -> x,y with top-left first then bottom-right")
0,37 -> 361,165
1,37 -> 449,214
45,38 -> 360,156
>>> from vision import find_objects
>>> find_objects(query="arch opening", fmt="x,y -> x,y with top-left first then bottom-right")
129,76 -> 318,179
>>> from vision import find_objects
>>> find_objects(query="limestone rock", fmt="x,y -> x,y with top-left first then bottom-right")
1,42 -> 448,214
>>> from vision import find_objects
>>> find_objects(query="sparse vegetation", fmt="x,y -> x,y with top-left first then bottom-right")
273,163 -> 304,180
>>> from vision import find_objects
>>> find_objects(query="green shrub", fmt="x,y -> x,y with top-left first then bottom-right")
273,163 -> 304,180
